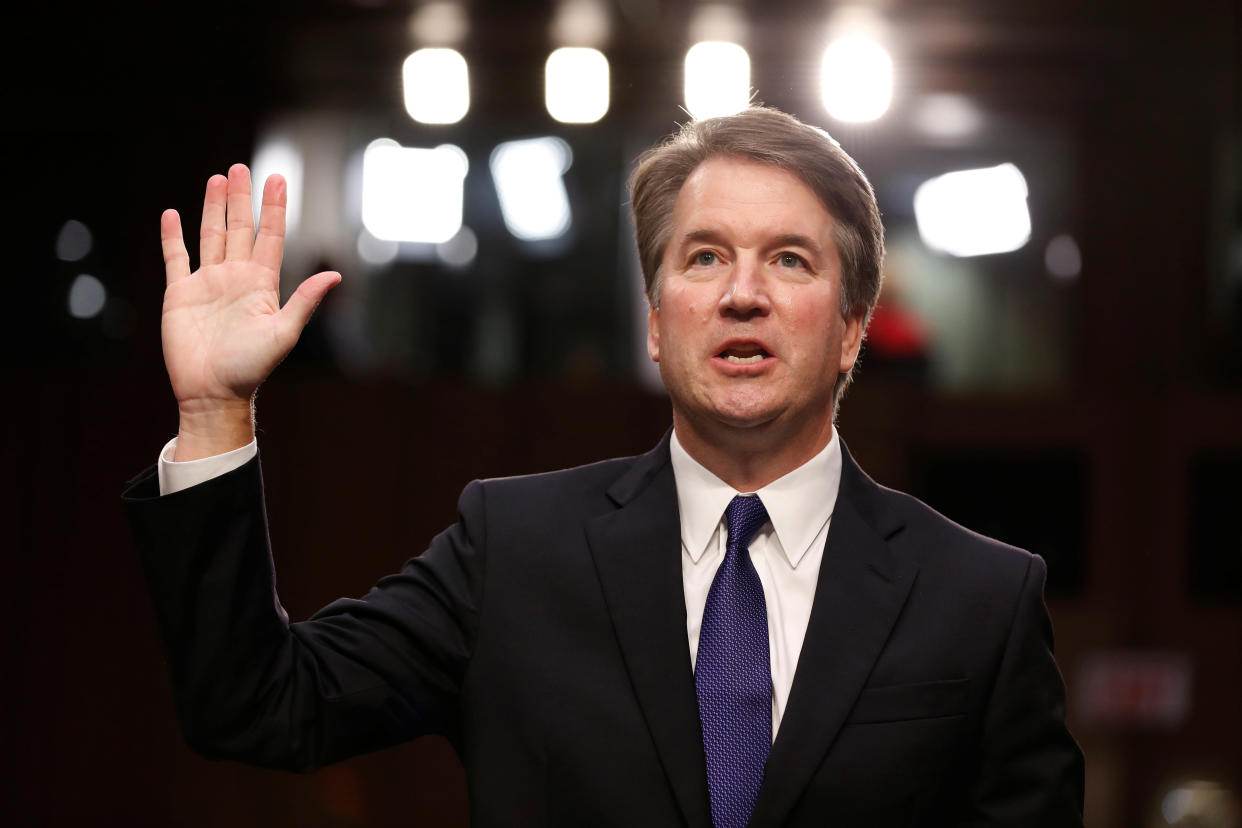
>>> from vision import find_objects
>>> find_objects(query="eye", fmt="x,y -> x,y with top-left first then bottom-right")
694,250 -> 718,266
778,252 -> 806,268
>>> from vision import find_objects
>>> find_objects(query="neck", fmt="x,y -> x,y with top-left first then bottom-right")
672,410 -> 835,491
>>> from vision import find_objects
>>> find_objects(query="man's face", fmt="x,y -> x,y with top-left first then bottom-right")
648,156 -> 863,445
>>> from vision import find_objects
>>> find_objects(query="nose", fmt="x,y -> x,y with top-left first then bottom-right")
717,254 -> 771,319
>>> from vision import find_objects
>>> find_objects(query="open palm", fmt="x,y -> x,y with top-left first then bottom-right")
160,165 -> 340,413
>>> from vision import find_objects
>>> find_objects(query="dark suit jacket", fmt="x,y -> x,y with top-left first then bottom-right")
123,433 -> 1084,826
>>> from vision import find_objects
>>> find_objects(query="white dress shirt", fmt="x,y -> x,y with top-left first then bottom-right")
158,427 -> 844,738
669,429 -> 841,738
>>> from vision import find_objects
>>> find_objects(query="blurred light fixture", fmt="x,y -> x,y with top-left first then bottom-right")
550,0 -> 610,47
68,274 -> 106,319
684,41 -> 750,119
361,139 -> 468,243
403,48 -> 469,124
913,163 -> 1032,257
688,3 -> 747,44
490,137 -> 573,241
821,36 -> 892,122
55,220 -> 92,262
251,137 -> 303,236
546,47 -> 610,123
356,228 -> 399,266
1155,779 -> 1240,827
1044,234 -> 1082,280
911,93 -> 983,139
410,2 -> 468,45
436,225 -> 478,268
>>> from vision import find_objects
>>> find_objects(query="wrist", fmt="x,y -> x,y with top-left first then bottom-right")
175,398 -> 256,461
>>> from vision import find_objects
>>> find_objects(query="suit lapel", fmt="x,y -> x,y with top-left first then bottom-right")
585,434 -> 711,828
750,445 -> 919,828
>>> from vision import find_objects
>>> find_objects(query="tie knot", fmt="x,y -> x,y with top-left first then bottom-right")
725,494 -> 769,554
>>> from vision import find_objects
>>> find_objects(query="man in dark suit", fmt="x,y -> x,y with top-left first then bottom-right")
126,107 -> 1084,825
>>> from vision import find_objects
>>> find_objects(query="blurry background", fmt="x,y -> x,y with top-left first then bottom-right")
1,0 -> 1239,825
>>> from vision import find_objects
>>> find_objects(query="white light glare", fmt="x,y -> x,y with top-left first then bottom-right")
821,37 -> 893,122
362,140 -> 468,244
684,42 -> 750,119
251,138 -> 303,235
56,220 -> 92,262
913,163 -> 1032,258
490,137 -> 573,241
68,274 -> 106,319
403,49 -> 469,124
546,48 -> 610,124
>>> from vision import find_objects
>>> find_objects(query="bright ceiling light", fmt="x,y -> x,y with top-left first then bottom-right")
684,41 -> 750,119
821,36 -> 892,122
546,47 -> 610,124
361,139 -> 469,244
913,163 -> 1032,257
490,137 -> 573,242
403,48 -> 469,124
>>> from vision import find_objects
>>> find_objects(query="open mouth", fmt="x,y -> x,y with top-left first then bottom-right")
718,344 -> 770,364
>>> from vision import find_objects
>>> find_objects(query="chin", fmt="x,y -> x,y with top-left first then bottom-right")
705,402 -> 783,430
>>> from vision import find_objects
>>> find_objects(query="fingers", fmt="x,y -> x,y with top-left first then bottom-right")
160,209 -> 191,285
276,270 -> 342,348
224,164 -> 255,261
251,174 -> 287,275
199,174 -> 228,267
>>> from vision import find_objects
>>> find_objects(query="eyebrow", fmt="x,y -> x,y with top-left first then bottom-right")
675,229 -> 826,259
677,228 -> 729,248
769,233 -> 826,258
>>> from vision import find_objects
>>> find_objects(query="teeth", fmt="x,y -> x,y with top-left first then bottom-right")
724,354 -> 764,364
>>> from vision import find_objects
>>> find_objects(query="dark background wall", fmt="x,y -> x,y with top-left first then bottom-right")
2,1 -> 1239,825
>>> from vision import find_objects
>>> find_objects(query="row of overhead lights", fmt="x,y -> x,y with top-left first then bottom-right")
402,0 -> 895,128
403,39 -> 893,126
248,3 -> 1079,274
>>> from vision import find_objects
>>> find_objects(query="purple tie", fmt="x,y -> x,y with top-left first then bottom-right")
695,494 -> 772,828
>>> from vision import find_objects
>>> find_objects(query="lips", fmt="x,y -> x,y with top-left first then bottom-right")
716,340 -> 773,364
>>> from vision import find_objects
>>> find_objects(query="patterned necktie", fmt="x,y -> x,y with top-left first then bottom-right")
695,494 -> 772,828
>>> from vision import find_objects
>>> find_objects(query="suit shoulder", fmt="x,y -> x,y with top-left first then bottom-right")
871,479 -> 1039,576
468,450 -> 651,505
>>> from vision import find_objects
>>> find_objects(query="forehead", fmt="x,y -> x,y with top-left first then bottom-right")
669,157 -> 836,242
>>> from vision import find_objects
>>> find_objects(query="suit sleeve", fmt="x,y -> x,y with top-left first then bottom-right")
122,452 -> 485,772
963,554 -> 1085,826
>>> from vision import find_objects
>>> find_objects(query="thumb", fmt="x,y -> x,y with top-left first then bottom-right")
276,270 -> 342,348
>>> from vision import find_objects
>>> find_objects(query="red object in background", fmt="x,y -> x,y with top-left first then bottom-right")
866,303 -> 929,359
1077,651 -> 1193,728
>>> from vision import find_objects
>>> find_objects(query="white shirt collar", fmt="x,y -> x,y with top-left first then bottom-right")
669,427 -> 843,568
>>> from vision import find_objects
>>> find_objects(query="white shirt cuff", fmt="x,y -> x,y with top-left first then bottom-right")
157,436 -> 258,496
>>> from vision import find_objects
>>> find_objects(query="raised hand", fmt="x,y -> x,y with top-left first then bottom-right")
160,164 -> 341,460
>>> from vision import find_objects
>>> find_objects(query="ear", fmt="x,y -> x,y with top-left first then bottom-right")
839,311 -> 864,374
647,305 -> 661,363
